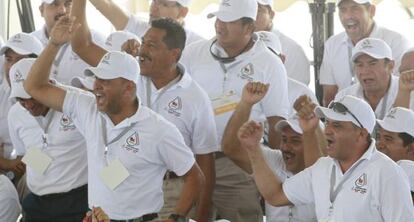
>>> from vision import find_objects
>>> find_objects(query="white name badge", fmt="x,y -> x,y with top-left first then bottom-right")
99,159 -> 130,190
22,147 -> 52,175
211,92 -> 240,116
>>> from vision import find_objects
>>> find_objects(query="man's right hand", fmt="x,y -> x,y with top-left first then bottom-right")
121,39 -> 140,57
4,159 -> 25,175
241,82 -> 269,106
50,15 -> 81,46
399,70 -> 414,92
237,120 -> 263,151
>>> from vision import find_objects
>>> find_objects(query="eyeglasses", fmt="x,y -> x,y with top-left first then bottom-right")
328,102 -> 364,128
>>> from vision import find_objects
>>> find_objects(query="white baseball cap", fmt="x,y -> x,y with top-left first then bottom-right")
0,33 -> 43,56
105,31 -> 140,52
315,95 -> 376,133
150,0 -> 192,7
351,38 -> 393,62
337,0 -> 372,6
377,107 -> 414,137
257,0 -> 273,6
41,0 -> 55,4
398,160 -> 414,192
257,31 -> 282,55
275,114 -> 303,134
9,58 -> 36,99
84,51 -> 139,84
71,76 -> 95,91
207,0 -> 258,22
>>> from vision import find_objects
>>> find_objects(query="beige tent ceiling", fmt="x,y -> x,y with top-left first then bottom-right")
132,0 -> 413,13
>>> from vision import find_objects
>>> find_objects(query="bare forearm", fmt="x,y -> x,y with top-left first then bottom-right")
175,164 -> 203,216
393,90 -> 411,108
302,130 -> 322,167
89,0 -> 129,30
247,146 -> 290,206
221,102 -> 253,172
195,154 -> 215,222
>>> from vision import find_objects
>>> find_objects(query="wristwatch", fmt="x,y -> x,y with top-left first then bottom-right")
168,213 -> 186,222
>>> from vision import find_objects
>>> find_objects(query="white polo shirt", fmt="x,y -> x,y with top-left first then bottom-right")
63,88 -> 196,220
398,160 -> 414,192
125,15 -> 204,46
31,27 -> 104,84
320,24 -> 411,91
138,65 -> 219,154
0,36 -> 4,83
283,140 -> 414,222
272,27 -> 311,85
181,34 -> 289,143
8,102 -> 88,196
0,81 -> 14,159
287,78 -> 319,115
335,75 -> 414,119
261,146 -> 317,222
0,175 -> 21,222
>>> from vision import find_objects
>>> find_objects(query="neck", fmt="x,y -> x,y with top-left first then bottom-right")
151,67 -> 180,89
338,144 -> 370,173
222,37 -> 253,58
41,108 -> 50,117
108,99 -> 139,125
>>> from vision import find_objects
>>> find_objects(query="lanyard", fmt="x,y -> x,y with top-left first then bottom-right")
52,43 -> 69,77
146,74 -> 182,111
101,116 -> 137,164
347,43 -> 356,84
329,159 -> 365,204
35,111 -> 55,149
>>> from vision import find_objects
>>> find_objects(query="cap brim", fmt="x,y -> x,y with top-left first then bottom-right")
377,119 -> 407,134
84,67 -> 116,80
351,51 -> 391,62
207,11 -> 240,22
315,106 -> 360,126
275,120 -> 303,134
71,77 -> 94,90
0,45 -> 33,56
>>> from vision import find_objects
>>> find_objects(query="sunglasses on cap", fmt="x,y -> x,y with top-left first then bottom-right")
328,102 -> 364,128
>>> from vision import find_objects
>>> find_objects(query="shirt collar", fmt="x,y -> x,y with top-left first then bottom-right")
211,33 -> 261,61
99,100 -> 149,130
332,138 -> 377,172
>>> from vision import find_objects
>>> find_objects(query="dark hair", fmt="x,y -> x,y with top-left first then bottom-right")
241,17 -> 255,26
399,132 -> 414,147
150,18 -> 186,54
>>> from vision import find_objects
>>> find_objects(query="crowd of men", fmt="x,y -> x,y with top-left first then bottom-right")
1,0 -> 414,221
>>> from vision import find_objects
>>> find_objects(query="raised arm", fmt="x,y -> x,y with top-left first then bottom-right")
393,70 -> 414,108
222,82 -> 269,173
89,0 -> 129,30
71,0 -> 107,66
238,120 -> 291,206
24,16 -> 79,112
294,95 -> 325,167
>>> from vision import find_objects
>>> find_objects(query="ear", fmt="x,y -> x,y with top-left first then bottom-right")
406,142 -> 414,158
368,4 -> 376,18
169,48 -> 182,63
269,8 -> 275,20
178,7 -> 189,20
387,60 -> 395,72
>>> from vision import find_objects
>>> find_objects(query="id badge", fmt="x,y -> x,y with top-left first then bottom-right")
99,158 -> 130,190
212,91 -> 240,116
22,147 -> 52,175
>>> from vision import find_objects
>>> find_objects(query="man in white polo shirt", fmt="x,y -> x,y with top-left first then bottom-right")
222,81 -> 319,222
8,58 -> 88,221
255,0 -> 311,85
32,0 -> 104,84
70,0 -> 217,220
394,47 -> 414,109
24,15 -> 202,221
0,174 -> 21,222
239,94 -> 414,221
335,38 -> 414,119
320,0 -> 410,106
0,33 -> 43,182
181,0 -> 289,221
376,107 -> 414,200
88,0 -> 204,46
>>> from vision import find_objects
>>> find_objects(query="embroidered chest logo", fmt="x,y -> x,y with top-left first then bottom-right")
122,132 -> 140,153
59,115 -> 76,131
352,173 -> 367,194
165,96 -> 182,117
238,63 -> 254,81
